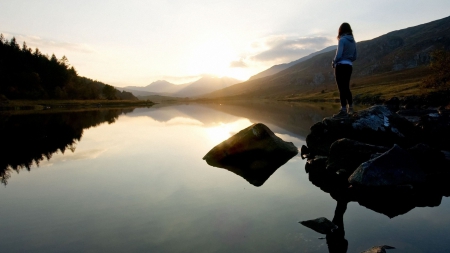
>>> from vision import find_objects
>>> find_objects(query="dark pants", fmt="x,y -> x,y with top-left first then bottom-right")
334,64 -> 353,108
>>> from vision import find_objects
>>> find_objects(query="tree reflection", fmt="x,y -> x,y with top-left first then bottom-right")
0,109 -> 133,185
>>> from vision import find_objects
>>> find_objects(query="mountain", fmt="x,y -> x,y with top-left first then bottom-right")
124,76 -> 241,98
203,15 -> 450,100
123,80 -> 189,94
173,76 -> 241,97
248,45 -> 337,81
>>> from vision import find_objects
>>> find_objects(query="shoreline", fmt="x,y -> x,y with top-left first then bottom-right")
0,99 -> 156,112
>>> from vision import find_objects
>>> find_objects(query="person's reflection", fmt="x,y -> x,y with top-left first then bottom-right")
326,200 -> 349,253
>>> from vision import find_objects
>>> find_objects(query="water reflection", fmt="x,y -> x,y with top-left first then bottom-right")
306,157 -> 449,218
304,156 -> 450,252
0,109 -> 133,184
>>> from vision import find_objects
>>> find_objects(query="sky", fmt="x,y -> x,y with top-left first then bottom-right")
1,1 -> 449,87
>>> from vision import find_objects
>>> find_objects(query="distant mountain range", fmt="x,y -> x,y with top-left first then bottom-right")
121,76 -> 241,98
203,15 -> 450,99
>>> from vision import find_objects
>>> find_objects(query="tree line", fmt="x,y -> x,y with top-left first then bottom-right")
0,34 -> 136,100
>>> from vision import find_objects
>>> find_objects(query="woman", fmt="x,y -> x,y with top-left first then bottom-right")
332,22 -> 357,117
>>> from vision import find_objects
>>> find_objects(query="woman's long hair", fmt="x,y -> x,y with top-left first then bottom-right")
337,23 -> 353,39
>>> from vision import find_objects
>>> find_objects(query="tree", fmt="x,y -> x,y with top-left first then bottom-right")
102,84 -> 116,100
422,49 -> 450,89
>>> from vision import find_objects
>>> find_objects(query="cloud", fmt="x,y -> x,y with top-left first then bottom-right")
1,32 -> 94,54
229,59 -> 248,68
250,35 -> 332,63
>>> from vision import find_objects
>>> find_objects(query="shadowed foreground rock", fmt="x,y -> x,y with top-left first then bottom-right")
203,123 -> 298,186
301,106 -> 450,215
349,144 -> 426,187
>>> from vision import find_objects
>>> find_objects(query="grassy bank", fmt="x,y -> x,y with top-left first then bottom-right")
281,67 -> 450,107
0,99 -> 156,111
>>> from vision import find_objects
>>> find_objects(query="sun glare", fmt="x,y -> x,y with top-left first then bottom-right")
188,35 -> 236,77
205,119 -> 253,144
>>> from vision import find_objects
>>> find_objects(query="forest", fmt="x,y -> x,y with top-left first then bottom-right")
0,34 -> 136,100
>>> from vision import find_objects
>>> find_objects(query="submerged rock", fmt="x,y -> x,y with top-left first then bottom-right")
203,123 -> 298,186
361,245 -> 395,253
299,217 -> 337,235
349,144 -> 425,187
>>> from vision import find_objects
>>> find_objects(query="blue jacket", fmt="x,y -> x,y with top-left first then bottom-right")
332,34 -> 357,67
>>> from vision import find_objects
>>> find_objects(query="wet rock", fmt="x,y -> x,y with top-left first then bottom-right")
203,123 -> 298,186
361,245 -> 395,253
299,217 -> 337,235
349,144 -> 425,187
327,138 -> 389,175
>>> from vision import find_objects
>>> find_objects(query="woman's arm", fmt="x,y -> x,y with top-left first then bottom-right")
333,38 -> 344,67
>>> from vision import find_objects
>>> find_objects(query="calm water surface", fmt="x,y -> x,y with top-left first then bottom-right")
1,102 -> 450,253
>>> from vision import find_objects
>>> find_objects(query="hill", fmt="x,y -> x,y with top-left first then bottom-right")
173,76 -> 240,97
0,34 -> 137,101
203,15 -> 450,101
248,45 -> 336,81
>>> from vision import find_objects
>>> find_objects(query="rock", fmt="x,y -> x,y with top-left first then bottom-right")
306,105 -> 417,155
383,97 -> 400,112
349,144 -> 426,187
299,217 -> 337,235
407,143 -> 447,174
361,245 -> 395,253
416,110 -> 450,150
327,138 -> 389,175
203,123 -> 298,186
300,145 -> 310,159
349,106 -> 416,144
397,108 -> 438,124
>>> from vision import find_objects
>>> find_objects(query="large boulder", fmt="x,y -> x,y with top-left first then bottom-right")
203,123 -> 298,186
348,144 -> 426,187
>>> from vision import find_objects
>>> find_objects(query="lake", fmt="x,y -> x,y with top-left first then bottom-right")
1,101 -> 449,253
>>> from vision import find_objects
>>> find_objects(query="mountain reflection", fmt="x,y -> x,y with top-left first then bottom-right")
0,109 -> 133,185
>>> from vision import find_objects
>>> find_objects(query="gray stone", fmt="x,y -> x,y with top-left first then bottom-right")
327,138 -> 389,175
349,144 -> 425,187
299,217 -> 337,235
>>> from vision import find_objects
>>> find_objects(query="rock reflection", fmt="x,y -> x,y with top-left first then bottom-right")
0,109 -> 133,185
300,155 -> 450,252
306,155 -> 449,218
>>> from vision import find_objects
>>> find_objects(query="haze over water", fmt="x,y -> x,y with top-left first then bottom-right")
1,102 -> 450,253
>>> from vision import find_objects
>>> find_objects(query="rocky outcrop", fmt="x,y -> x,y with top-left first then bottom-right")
306,105 -> 418,156
301,105 -> 450,218
203,123 -> 298,186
